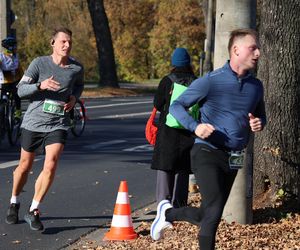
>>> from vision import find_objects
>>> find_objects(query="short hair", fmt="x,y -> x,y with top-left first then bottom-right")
228,28 -> 258,54
51,27 -> 72,40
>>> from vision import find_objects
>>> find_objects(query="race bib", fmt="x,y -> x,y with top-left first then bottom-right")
43,99 -> 65,116
228,151 -> 245,170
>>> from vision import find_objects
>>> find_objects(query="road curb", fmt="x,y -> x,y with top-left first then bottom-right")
63,202 -> 157,249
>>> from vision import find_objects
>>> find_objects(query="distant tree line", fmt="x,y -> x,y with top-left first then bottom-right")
12,0 -> 205,83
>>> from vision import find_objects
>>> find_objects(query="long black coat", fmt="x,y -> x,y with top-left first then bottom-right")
151,68 -> 196,172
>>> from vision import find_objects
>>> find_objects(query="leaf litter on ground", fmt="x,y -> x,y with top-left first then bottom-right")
70,192 -> 300,250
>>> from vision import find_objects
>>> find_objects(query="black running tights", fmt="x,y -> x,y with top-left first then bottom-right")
166,144 -> 238,250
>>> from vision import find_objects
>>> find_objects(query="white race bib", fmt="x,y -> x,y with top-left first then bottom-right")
228,151 -> 245,170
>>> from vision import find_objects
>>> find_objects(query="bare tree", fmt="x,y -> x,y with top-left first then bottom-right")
254,0 -> 300,203
87,0 -> 119,87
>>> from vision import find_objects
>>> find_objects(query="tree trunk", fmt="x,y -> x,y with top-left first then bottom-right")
203,0 -> 214,74
87,0 -> 119,87
254,0 -> 300,203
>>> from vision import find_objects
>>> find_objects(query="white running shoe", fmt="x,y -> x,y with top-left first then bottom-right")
150,200 -> 173,240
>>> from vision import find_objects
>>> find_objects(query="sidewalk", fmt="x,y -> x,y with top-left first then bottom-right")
63,202 -> 157,249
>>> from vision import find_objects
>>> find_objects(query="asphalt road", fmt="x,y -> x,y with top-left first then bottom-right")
0,95 -> 156,250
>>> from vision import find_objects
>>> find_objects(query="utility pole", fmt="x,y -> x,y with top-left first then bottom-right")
214,0 -> 256,224
0,0 -> 14,50
0,0 -> 8,51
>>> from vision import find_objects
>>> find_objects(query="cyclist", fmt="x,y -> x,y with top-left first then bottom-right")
5,27 -> 84,231
0,36 -> 23,119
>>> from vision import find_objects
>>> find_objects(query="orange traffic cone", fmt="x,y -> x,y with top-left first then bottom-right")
104,181 -> 137,241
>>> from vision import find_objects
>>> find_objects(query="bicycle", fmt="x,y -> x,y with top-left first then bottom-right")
0,83 -> 21,145
70,99 -> 86,137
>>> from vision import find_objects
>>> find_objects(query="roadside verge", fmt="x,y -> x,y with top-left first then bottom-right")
63,202 -> 157,249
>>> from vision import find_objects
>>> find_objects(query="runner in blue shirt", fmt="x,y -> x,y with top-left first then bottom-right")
151,28 -> 266,250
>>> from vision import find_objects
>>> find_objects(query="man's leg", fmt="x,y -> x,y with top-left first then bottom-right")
12,149 -> 35,196
33,143 -> 64,203
161,144 -> 237,250
6,149 -> 35,224
24,143 -> 64,231
190,145 -> 237,250
151,144 -> 204,240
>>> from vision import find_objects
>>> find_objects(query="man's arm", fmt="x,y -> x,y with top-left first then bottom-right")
64,65 -> 84,112
17,58 -> 41,98
169,75 -> 210,132
249,95 -> 267,132
17,58 -> 60,98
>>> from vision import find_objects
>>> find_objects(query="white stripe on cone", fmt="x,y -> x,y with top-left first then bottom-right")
116,192 -> 129,204
111,215 -> 133,227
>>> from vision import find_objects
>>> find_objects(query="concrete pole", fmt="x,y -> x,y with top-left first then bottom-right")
0,0 -> 8,52
214,0 -> 256,224
214,0 -> 256,68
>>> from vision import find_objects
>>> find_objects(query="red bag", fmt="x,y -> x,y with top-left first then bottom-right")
145,107 -> 158,145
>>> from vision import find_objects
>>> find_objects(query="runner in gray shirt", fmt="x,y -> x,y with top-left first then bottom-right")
5,27 -> 84,231
18,55 -> 83,132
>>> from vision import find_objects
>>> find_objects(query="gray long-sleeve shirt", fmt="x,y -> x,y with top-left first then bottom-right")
18,56 -> 84,132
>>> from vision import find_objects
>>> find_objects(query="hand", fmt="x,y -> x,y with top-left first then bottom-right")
195,123 -> 215,139
40,76 -> 60,91
249,113 -> 262,132
64,95 -> 76,112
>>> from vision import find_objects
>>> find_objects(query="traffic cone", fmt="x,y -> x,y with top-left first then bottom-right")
103,181 -> 137,241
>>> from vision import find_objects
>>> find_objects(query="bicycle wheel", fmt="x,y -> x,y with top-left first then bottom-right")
7,99 -> 21,146
71,99 -> 86,137
0,100 -> 6,142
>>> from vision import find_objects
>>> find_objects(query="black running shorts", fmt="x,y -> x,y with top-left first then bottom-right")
20,129 -> 68,153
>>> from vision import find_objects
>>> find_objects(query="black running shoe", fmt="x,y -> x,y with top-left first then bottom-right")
24,209 -> 44,231
5,203 -> 20,224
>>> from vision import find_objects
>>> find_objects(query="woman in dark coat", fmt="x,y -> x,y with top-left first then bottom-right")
151,48 -> 196,208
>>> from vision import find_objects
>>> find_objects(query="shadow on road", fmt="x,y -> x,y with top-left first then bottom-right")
42,224 -> 104,235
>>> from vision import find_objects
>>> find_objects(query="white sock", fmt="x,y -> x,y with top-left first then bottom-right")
29,200 -> 40,212
10,195 -> 19,204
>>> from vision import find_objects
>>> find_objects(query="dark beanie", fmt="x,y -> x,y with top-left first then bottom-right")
171,48 -> 191,67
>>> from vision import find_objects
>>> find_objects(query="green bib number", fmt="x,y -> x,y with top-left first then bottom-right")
43,99 -> 65,116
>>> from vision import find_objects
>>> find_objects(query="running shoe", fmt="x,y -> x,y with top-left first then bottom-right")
150,200 -> 173,240
5,203 -> 20,224
24,209 -> 44,231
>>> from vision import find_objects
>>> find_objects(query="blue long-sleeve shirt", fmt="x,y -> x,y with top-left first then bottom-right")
169,62 -> 266,151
